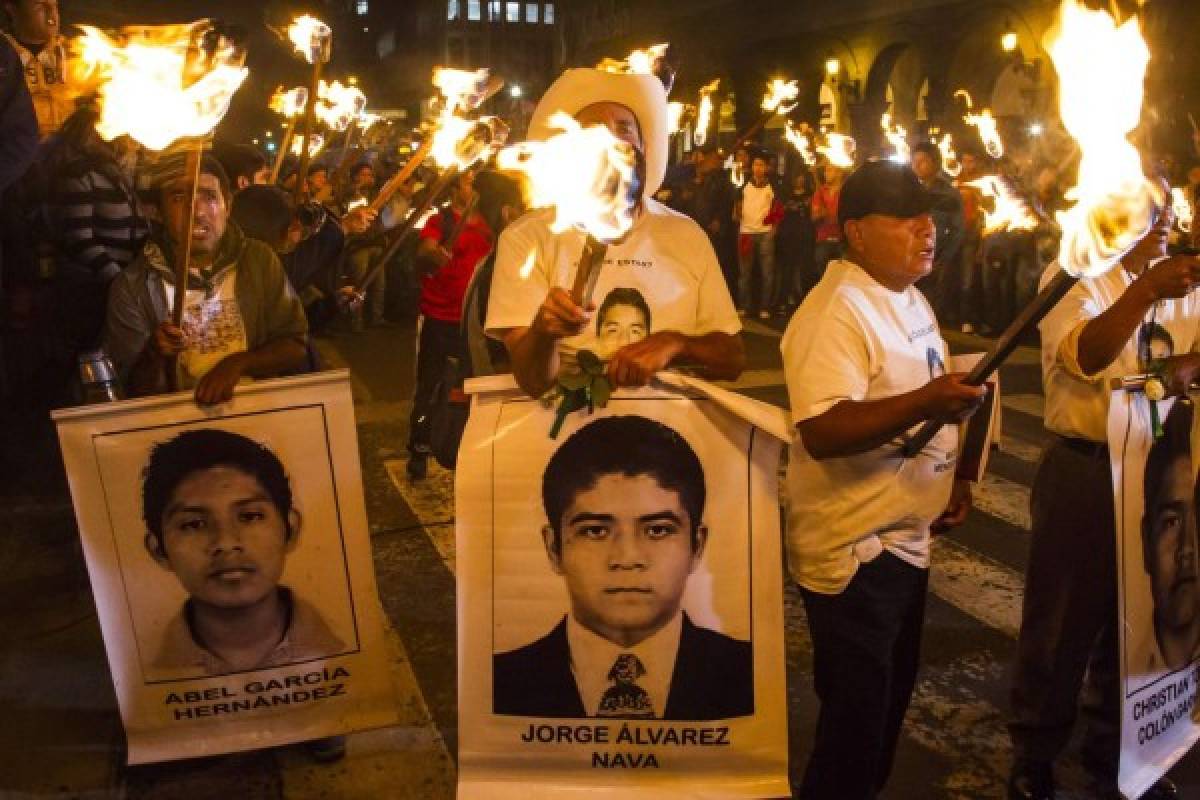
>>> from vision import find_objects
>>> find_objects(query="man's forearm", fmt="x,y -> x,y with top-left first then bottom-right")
799,392 -> 929,459
678,331 -> 745,381
1076,279 -> 1155,375
238,335 -> 309,378
503,326 -> 560,398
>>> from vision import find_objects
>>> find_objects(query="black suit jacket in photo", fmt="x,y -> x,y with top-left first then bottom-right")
492,612 -> 753,720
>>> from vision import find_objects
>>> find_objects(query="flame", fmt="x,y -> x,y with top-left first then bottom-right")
518,249 -> 537,280
964,107 -> 1004,158
1048,0 -> 1158,277
357,110 -> 383,131
291,132 -> 325,158
693,79 -> 719,146
761,78 -> 799,114
287,15 -> 331,64
346,197 -> 368,212
269,85 -> 307,118
496,111 -> 637,243
596,43 -> 668,75
817,133 -> 856,168
725,154 -> 744,188
428,67 -> 508,170
785,121 -> 816,165
315,79 -> 366,132
955,89 -> 974,109
1171,187 -> 1193,234
967,175 -> 1038,234
938,133 -> 962,177
431,67 -> 492,114
70,22 -> 247,151
881,112 -> 909,163
666,101 -> 690,134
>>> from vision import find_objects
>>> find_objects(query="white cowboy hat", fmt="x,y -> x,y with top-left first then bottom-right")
528,68 -> 668,196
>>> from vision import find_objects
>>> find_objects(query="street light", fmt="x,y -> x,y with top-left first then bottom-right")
825,57 -> 840,77
1001,31 -> 1018,52
510,84 -> 522,98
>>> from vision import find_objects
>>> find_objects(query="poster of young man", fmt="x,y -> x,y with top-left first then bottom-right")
1109,391 -> 1200,798
53,371 -> 397,764
456,377 -> 790,799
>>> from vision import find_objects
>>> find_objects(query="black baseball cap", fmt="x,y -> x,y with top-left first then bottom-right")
837,159 -> 933,228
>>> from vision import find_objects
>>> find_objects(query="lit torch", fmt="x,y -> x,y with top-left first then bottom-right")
497,111 -> 640,305
904,0 -> 1161,456
666,101 -> 691,135
965,108 -> 1004,159
967,174 -> 1038,234
785,120 -> 816,166
731,77 -> 798,153
693,78 -> 719,146
355,67 -> 507,293
881,112 -> 909,163
71,20 -> 246,337
596,43 -> 669,77
285,14 -> 333,201
817,132 -> 856,169
268,85 -> 307,183
1172,187 -> 1193,235
938,133 -> 962,178
290,131 -> 324,158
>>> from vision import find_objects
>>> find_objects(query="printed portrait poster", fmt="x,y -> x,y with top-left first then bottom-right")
1108,391 -> 1200,798
456,376 -> 791,799
52,371 -> 397,764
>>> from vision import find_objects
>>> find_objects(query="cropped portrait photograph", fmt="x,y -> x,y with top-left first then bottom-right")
91,407 -> 360,683
491,410 -> 754,721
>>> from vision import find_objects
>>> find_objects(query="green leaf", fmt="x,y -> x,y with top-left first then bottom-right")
591,376 -> 612,408
576,349 -> 602,373
558,371 -> 590,391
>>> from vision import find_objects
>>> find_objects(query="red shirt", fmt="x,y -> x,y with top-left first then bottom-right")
418,208 -> 494,322
812,185 -> 841,242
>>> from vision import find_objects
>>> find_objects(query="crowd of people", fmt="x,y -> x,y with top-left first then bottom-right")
7,0 -> 1200,798
657,124 -> 1200,339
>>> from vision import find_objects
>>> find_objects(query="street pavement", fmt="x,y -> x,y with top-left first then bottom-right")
5,316 -> 1200,799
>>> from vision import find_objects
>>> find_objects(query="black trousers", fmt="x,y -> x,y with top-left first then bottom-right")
1009,439 -> 1119,778
407,316 -> 463,455
799,551 -> 930,800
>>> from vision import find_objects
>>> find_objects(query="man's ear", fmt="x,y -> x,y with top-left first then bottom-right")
689,524 -> 709,573
285,509 -> 303,554
144,532 -> 171,569
541,525 -> 564,575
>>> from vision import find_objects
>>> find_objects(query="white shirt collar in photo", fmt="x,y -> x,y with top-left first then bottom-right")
566,611 -> 683,718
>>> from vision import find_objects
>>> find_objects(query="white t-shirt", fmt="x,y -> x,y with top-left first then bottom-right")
781,259 -> 958,595
167,267 -> 249,389
739,183 -> 774,234
1039,259 -> 1200,443
485,197 -> 741,367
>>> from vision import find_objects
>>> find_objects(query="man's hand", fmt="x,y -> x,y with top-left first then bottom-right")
606,331 -> 685,387
342,206 -> 377,235
931,478 -> 972,535
531,288 -> 592,340
336,286 -> 364,313
918,373 -> 988,424
1138,253 -> 1200,301
194,353 -> 247,405
152,322 -> 187,358
1160,353 -> 1200,397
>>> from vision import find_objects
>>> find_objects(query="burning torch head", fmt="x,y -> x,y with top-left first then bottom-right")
529,68 -> 669,196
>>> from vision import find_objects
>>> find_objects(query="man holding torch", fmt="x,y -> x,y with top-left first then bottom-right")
782,160 -> 986,800
485,67 -> 744,398
1007,180 -> 1197,800
103,155 -> 310,405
